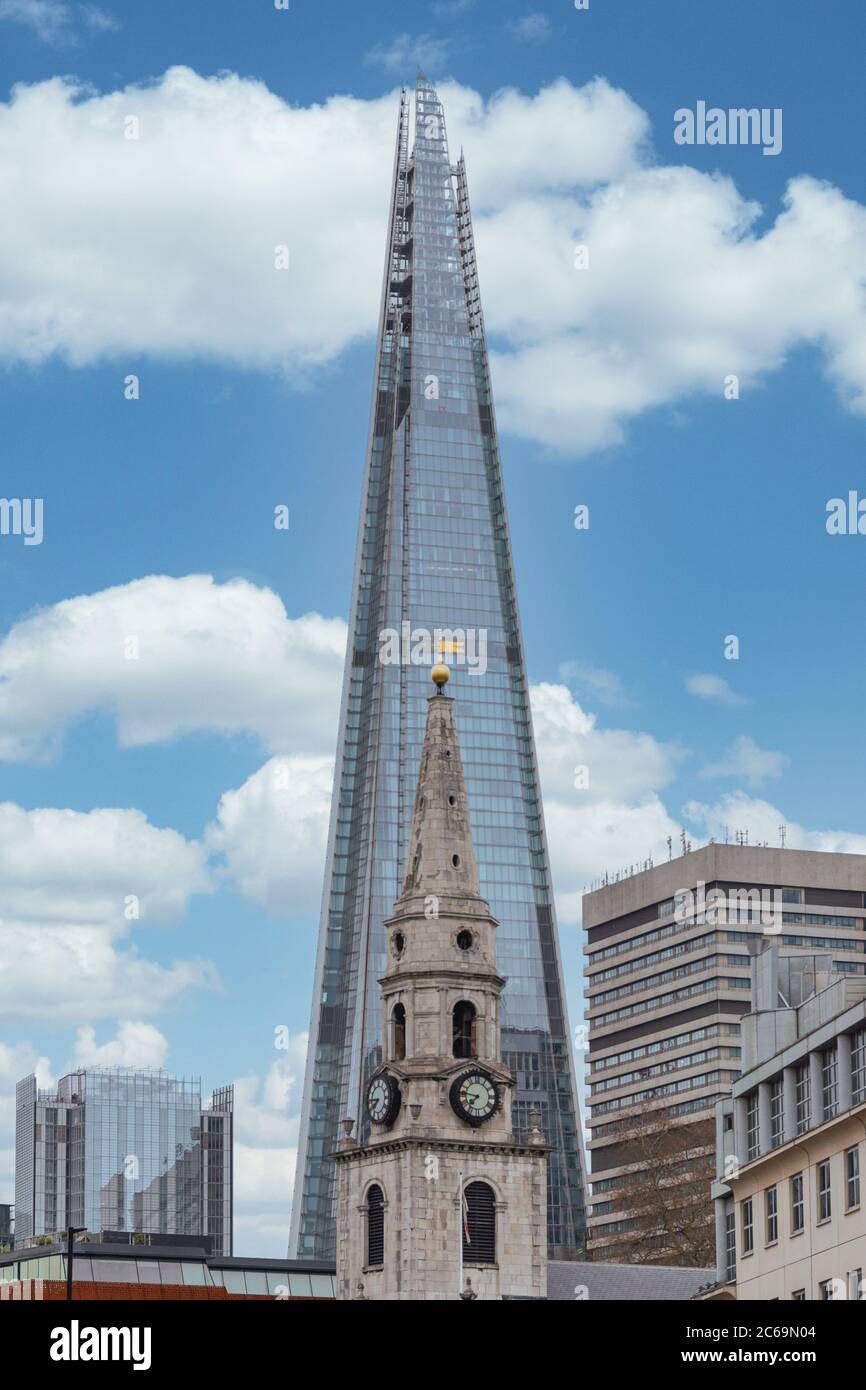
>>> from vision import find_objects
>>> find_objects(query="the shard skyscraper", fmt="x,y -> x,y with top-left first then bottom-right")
290,78 -> 585,1259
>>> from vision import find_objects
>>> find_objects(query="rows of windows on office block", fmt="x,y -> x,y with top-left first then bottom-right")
590,1012 -> 863,1123
726,1145 -> 863,1293
588,948 -> 862,1029
743,1028 -> 866,1161
589,929 -> 866,992
588,1017 -> 744,1136
652,886 -> 866,918
587,896 -> 866,1035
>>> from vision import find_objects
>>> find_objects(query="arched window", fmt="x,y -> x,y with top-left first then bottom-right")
366,1184 -> 384,1266
462,1181 -> 495,1264
391,1003 -> 406,1061
452,1001 -> 477,1059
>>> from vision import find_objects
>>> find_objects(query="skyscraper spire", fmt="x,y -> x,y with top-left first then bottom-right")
291,76 -> 585,1262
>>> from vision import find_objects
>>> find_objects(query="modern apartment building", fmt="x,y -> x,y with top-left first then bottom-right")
709,942 -> 866,1300
291,76 -> 585,1259
15,1068 -> 233,1255
583,844 -> 866,1263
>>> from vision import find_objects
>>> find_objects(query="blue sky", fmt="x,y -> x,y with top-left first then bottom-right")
1,0 -> 866,1254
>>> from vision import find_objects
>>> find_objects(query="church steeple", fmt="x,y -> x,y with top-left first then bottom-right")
396,670 -> 481,908
332,668 -> 549,1300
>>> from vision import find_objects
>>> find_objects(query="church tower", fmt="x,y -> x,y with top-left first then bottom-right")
334,664 -> 549,1300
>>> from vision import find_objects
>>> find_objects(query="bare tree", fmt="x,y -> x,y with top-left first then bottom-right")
592,1109 -> 716,1267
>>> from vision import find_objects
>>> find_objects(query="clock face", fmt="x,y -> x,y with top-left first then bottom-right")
450,1069 -> 500,1127
367,1073 -> 400,1128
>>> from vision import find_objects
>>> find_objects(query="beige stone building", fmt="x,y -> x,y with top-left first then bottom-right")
710,943 -> 866,1300
333,668 -> 548,1300
583,845 -> 866,1263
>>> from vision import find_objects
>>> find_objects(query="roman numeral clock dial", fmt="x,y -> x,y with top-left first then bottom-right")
366,1073 -> 401,1128
449,1069 -> 500,1127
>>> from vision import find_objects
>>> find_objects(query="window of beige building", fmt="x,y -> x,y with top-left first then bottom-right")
795,1062 -> 810,1135
746,1091 -> 759,1160
845,1146 -> 860,1211
765,1186 -> 778,1245
822,1047 -> 838,1120
769,1078 -> 784,1148
724,1208 -> 736,1283
817,1159 -> 832,1224
853,1029 -> 866,1104
741,1196 -> 754,1256
791,1173 -> 804,1234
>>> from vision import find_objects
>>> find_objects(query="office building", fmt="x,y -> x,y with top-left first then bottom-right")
291,76 -> 585,1259
709,942 -> 866,1300
15,1068 -> 233,1255
583,844 -> 866,1263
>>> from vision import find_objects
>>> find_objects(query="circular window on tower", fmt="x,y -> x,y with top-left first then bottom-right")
456,929 -> 474,951
452,853 -> 460,868
392,931 -> 406,958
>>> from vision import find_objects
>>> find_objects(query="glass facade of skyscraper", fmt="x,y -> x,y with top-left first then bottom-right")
14,1068 -> 233,1256
291,79 -> 586,1259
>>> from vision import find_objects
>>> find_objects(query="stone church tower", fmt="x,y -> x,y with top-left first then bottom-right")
334,664 -> 548,1300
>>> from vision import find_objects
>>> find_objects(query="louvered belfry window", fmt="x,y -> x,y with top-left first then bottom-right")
367,1184 -> 385,1266
463,1181 -> 496,1264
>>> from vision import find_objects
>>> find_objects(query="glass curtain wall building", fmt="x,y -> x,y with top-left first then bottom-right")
291,78 -> 585,1259
15,1068 -> 233,1256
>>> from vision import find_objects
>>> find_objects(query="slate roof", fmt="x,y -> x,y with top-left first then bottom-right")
547,1260 -> 715,1302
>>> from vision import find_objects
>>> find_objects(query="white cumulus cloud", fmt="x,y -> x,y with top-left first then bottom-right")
4,71 -> 866,452
700,735 -> 790,787
69,1021 -> 170,1070
531,683 -> 685,923
508,12 -> 552,43
685,792 -> 866,856
364,33 -> 450,72
686,673 -> 746,706
0,574 -> 345,763
0,1 -> 116,44
0,800 -> 216,1023
206,755 -> 333,916
231,1036 -> 307,1255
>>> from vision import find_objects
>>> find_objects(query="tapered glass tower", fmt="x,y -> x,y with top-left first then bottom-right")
290,78 -> 585,1259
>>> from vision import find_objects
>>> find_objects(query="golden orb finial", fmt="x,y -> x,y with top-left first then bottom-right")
431,660 -> 450,690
